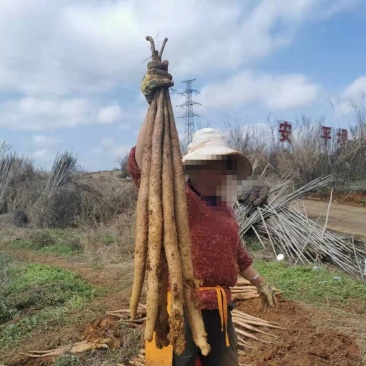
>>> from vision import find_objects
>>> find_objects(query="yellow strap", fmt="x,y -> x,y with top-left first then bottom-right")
199,286 -> 230,347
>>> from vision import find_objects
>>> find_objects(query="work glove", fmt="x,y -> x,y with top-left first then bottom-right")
239,184 -> 269,208
141,60 -> 174,104
257,283 -> 278,312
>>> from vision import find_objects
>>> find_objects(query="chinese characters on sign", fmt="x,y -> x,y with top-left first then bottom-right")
320,126 -> 332,146
337,129 -> 348,144
278,121 -> 292,143
278,121 -> 348,148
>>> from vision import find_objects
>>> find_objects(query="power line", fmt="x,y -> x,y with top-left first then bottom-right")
177,79 -> 201,150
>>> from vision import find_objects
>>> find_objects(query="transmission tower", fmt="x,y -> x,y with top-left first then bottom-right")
177,79 -> 201,150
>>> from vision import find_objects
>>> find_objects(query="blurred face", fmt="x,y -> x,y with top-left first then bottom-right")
186,156 -> 240,201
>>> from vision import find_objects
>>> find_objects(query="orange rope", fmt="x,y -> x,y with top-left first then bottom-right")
199,286 -> 230,347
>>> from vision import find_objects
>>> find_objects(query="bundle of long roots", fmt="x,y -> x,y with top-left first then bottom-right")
129,36 -> 210,356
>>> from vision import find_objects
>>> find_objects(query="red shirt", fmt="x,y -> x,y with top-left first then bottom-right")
127,147 -> 253,310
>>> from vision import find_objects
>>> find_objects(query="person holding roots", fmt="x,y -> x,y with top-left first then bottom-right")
127,59 -> 278,366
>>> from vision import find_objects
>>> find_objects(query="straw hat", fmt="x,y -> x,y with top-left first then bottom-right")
182,128 -> 253,180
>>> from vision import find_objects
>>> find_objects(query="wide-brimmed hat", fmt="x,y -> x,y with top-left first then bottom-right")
182,128 -> 253,180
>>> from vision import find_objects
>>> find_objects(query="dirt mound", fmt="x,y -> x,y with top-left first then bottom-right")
81,316 -> 125,348
238,299 -> 362,366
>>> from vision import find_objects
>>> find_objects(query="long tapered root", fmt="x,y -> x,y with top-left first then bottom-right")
130,37 -> 208,353
165,89 -> 210,355
130,98 -> 158,320
162,98 -> 186,354
145,89 -> 165,341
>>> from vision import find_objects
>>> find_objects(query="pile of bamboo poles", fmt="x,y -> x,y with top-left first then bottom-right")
230,278 -> 260,301
129,36 -> 209,355
235,174 -> 366,281
230,278 -> 282,301
231,309 -> 282,350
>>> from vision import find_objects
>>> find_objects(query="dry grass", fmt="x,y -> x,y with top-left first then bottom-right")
224,113 -> 366,189
80,212 -> 136,264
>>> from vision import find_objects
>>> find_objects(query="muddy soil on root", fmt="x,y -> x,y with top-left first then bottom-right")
237,298 -> 362,366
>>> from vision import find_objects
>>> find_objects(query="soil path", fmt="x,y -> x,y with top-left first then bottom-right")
295,200 -> 366,238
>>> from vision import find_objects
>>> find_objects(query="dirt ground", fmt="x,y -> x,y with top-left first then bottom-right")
237,299 -> 362,366
294,199 -> 366,238
2,246 -> 364,366
7,295 -> 363,366
308,192 -> 366,208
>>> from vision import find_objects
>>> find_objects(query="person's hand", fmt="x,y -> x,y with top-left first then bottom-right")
141,60 -> 174,103
257,283 -> 278,312
239,184 -> 269,208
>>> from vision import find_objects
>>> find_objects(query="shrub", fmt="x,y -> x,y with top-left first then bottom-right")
34,184 -> 82,228
13,210 -> 29,227
29,230 -> 56,249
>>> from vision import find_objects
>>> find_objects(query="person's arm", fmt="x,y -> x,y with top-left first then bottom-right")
237,243 -> 277,311
127,146 -> 142,187
135,117 -> 149,169
237,245 -> 265,285
239,265 -> 266,286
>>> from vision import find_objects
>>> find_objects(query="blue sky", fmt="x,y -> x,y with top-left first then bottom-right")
1,0 -> 366,171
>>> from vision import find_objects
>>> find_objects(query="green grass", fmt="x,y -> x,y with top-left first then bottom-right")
254,259 -> 366,308
0,253 -> 97,354
101,234 -> 115,246
244,235 -> 265,252
9,229 -> 82,255
54,354 -> 82,366
1,306 -> 69,349
1,262 -> 95,321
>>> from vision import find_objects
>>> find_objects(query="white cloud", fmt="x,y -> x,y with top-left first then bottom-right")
113,144 -> 130,157
100,138 -> 116,148
331,76 -> 366,115
0,97 -> 127,130
33,134 -> 62,147
199,71 -> 320,110
32,149 -> 47,158
97,105 -> 123,124
93,137 -> 129,157
341,76 -> 366,100
0,0 -> 360,97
